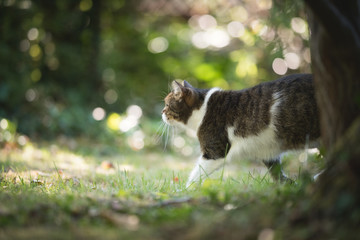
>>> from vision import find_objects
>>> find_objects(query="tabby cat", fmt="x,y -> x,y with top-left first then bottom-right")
161,74 -> 320,187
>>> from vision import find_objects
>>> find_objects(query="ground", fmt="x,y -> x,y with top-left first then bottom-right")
0,136 -> 323,240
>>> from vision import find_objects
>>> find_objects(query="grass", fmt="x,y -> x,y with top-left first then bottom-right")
0,137 -> 323,240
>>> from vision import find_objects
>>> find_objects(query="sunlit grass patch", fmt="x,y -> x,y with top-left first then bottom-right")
0,137 -> 324,239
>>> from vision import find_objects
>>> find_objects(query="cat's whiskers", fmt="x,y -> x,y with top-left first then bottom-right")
153,121 -> 166,144
153,120 -> 172,151
161,123 -> 179,151
171,125 -> 176,145
163,124 -> 169,150
161,124 -> 169,146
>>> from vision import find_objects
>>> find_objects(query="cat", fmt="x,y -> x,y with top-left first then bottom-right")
161,74 -> 320,188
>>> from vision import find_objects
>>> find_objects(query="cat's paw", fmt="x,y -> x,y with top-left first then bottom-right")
185,181 -> 198,189
185,175 -> 201,189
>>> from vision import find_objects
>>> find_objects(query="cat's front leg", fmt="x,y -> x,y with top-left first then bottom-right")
186,156 -> 224,188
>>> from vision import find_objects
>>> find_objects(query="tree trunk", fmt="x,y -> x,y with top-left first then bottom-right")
304,0 -> 360,224
305,0 -> 360,149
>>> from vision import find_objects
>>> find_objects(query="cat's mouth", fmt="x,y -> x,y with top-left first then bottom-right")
162,113 -> 171,125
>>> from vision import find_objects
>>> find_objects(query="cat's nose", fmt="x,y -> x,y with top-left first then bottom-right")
162,109 -> 165,113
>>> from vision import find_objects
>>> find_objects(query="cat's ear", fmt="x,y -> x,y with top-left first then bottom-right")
171,81 -> 185,98
184,88 -> 197,107
183,80 -> 194,89
171,80 -> 197,106
182,81 -> 198,106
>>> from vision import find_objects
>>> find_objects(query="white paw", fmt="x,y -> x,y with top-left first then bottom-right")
186,157 -> 225,188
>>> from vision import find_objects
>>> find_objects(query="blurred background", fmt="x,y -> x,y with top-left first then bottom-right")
0,0 -> 310,153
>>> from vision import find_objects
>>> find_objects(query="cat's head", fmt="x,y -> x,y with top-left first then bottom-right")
162,80 -> 202,127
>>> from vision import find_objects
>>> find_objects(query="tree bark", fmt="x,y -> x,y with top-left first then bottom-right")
304,0 -> 360,222
305,0 -> 360,149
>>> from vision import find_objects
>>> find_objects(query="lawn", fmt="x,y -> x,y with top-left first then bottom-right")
0,133 -> 323,240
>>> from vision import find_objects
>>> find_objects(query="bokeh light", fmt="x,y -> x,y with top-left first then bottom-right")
181,146 -> 193,156
148,37 -> 169,54
272,58 -> 288,75
2,131 -> 12,142
92,107 -> 106,121
79,0 -> 92,11
127,130 -> 145,151
31,69 -> 42,82
102,68 -> 116,83
227,21 -> 245,38
284,52 -> 300,70
17,135 -> 28,146
27,28 -> 39,41
256,0 -> 272,10
188,15 -> 200,29
240,31 -> 255,46
119,117 -> 138,132
250,20 -> 264,35
19,39 -> 30,52
106,113 -> 122,131
19,0 -> 31,9
104,89 -> 118,104
126,105 -> 143,120
277,27 -> 294,44
0,119 -> 9,130
235,52 -> 258,79
198,15 -> 217,30
207,29 -> 230,48
259,26 -> 275,42
25,89 -> 37,102
291,17 -> 307,34
173,136 -> 185,149
230,6 -> 248,22
29,44 -> 42,60
191,28 -> 230,49
119,105 -> 143,132
191,31 -> 209,49
46,57 -> 59,70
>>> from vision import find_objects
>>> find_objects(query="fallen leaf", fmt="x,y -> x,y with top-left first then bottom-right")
101,161 -> 115,170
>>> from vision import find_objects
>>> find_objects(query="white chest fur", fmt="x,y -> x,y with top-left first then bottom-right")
183,88 -> 221,133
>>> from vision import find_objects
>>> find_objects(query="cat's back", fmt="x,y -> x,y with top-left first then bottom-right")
201,73 -> 319,150
206,74 -> 313,109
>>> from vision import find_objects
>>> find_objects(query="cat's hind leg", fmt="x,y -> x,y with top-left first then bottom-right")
186,156 -> 224,188
263,156 -> 294,184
